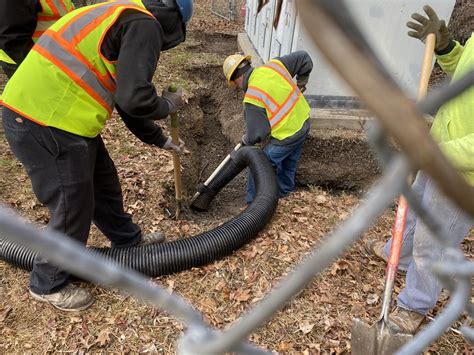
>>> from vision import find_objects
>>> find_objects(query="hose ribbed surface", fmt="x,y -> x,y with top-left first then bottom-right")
0,147 -> 279,277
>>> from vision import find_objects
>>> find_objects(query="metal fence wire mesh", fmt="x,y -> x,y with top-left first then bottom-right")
211,0 -> 244,21
1,0 -> 473,354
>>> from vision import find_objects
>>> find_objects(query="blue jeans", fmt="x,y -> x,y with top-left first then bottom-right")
383,171 -> 473,314
246,132 -> 307,204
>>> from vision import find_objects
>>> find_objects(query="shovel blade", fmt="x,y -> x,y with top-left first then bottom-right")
351,317 -> 413,355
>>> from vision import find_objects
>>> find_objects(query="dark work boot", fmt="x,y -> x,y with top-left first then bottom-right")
389,307 -> 425,334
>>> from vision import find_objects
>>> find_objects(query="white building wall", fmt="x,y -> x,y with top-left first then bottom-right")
246,0 -> 456,107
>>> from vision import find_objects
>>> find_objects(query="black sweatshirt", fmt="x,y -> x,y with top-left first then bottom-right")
242,50 -> 313,146
0,5 -> 172,148
0,0 -> 38,77
102,11 -> 170,148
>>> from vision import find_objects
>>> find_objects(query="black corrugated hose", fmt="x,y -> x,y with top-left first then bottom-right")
0,147 -> 279,277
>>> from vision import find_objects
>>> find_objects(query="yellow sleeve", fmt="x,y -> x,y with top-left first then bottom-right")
0,49 -> 16,65
435,41 -> 463,76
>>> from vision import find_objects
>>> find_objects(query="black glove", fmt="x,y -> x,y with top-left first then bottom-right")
162,87 -> 183,114
163,137 -> 186,154
407,5 -> 451,52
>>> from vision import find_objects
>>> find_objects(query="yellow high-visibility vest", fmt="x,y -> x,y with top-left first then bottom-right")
0,49 -> 16,64
243,59 -> 310,140
2,0 -> 153,138
33,0 -> 76,42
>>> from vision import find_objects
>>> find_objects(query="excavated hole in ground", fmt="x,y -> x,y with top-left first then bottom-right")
161,35 -> 381,223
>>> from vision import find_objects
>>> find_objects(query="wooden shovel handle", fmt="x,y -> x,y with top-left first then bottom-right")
169,84 -> 182,203
417,33 -> 436,100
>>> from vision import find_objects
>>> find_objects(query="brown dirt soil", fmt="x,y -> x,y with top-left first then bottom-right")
1,0 -> 472,353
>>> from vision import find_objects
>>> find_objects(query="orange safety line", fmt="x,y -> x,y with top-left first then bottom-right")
97,6 -> 153,65
33,31 -> 46,39
247,85 -> 278,113
58,5 -> 97,36
58,0 -> 69,13
1,102 -> 48,126
71,4 -> 145,47
271,88 -> 300,128
244,93 -> 266,108
44,0 -> 60,17
50,31 -> 116,92
265,64 -> 295,88
33,45 -> 112,114
37,15 -> 60,21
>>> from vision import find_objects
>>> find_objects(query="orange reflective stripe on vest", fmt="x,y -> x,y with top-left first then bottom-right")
33,0 -> 75,40
247,60 -> 302,129
34,33 -> 114,112
246,86 -> 278,114
32,1 -> 146,114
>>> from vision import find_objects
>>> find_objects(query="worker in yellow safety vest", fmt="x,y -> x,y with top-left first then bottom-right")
1,0 -> 193,312
366,5 -> 473,334
0,0 -> 75,78
222,51 -> 313,203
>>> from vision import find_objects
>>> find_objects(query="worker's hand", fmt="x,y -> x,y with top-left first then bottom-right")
163,137 -> 186,154
162,87 -> 183,114
241,134 -> 250,146
296,76 -> 308,93
407,5 -> 451,51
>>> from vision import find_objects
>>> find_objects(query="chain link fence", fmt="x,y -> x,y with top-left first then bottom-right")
1,0 -> 473,353
211,0 -> 245,21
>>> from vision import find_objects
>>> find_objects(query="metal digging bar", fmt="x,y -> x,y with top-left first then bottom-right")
1,0 -> 473,353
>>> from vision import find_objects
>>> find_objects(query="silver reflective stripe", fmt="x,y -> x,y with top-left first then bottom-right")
265,61 -> 294,84
51,0 -> 70,15
268,89 -> 300,127
246,87 -> 278,113
37,33 -> 114,109
36,20 -> 56,32
61,1 -> 136,42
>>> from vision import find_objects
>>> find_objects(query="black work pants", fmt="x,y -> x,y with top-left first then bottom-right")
2,107 -> 142,294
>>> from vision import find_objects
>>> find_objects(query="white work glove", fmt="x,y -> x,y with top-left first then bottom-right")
163,137 -> 186,155
162,87 -> 183,114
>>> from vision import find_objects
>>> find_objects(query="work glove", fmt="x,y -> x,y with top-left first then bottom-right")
407,5 -> 451,52
162,87 -> 183,114
163,137 -> 186,155
241,134 -> 250,146
296,76 -> 308,93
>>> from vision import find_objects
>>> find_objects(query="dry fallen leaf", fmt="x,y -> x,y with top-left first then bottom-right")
299,321 -> 315,335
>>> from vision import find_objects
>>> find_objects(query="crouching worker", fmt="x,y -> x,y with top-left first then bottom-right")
222,51 -> 313,204
1,0 -> 193,312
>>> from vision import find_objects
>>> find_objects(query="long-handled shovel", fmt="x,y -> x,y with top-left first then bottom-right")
351,33 -> 436,355
169,84 -> 183,219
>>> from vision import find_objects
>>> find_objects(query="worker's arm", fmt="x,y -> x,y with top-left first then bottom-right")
436,40 -> 464,76
101,12 -> 173,147
109,12 -> 171,121
116,105 -> 168,148
0,0 -> 38,72
277,50 -> 313,86
243,103 -> 271,145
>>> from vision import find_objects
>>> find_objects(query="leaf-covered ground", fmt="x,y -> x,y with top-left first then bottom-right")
1,0 -> 472,353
